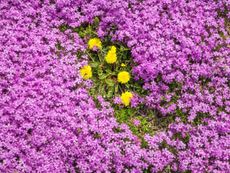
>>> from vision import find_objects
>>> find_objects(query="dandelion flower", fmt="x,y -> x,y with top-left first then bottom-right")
105,46 -> 117,64
88,38 -> 102,50
80,65 -> 92,79
117,71 -> 130,84
121,91 -> 133,106
121,63 -> 126,67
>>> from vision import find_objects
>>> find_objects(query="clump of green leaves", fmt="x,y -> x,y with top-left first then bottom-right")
57,17 -> 190,144
69,17 -> 158,141
70,17 -> 147,101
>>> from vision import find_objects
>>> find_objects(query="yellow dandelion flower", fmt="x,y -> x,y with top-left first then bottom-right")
121,91 -> 133,106
117,71 -> 130,84
105,46 -> 117,64
121,63 -> 126,67
80,65 -> 92,80
88,38 -> 102,50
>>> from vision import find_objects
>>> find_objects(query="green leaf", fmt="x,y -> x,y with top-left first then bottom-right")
99,83 -> 105,95
97,68 -> 103,75
107,87 -> 114,98
93,17 -> 100,27
105,79 -> 115,86
90,62 -> 99,68
98,73 -> 108,80
78,31 -> 85,38
115,85 -> 119,93
59,24 -> 68,32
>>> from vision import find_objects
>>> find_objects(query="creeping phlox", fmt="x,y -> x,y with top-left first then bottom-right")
2,0 -> 229,172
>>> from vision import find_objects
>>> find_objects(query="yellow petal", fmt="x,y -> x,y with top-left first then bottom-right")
117,71 -> 130,84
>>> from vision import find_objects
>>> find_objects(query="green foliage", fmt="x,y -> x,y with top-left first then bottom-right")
56,17 -> 195,152
143,167 -> 152,173
55,41 -> 64,51
59,24 -> 69,32
114,106 -> 160,148
71,18 -> 147,101
168,81 -> 182,93
73,17 -> 100,38
199,76 -> 211,87
62,18 -> 159,144
192,112 -> 210,126
172,132 -> 190,145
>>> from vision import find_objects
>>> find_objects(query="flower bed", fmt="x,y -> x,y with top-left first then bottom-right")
0,0 -> 229,172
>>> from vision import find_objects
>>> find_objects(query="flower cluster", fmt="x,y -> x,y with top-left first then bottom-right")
121,91 -> 133,106
80,65 -> 92,79
88,38 -> 102,50
79,36 -> 134,106
117,71 -> 130,84
105,46 -> 117,64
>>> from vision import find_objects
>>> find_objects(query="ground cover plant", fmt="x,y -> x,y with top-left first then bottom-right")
0,0 -> 229,172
